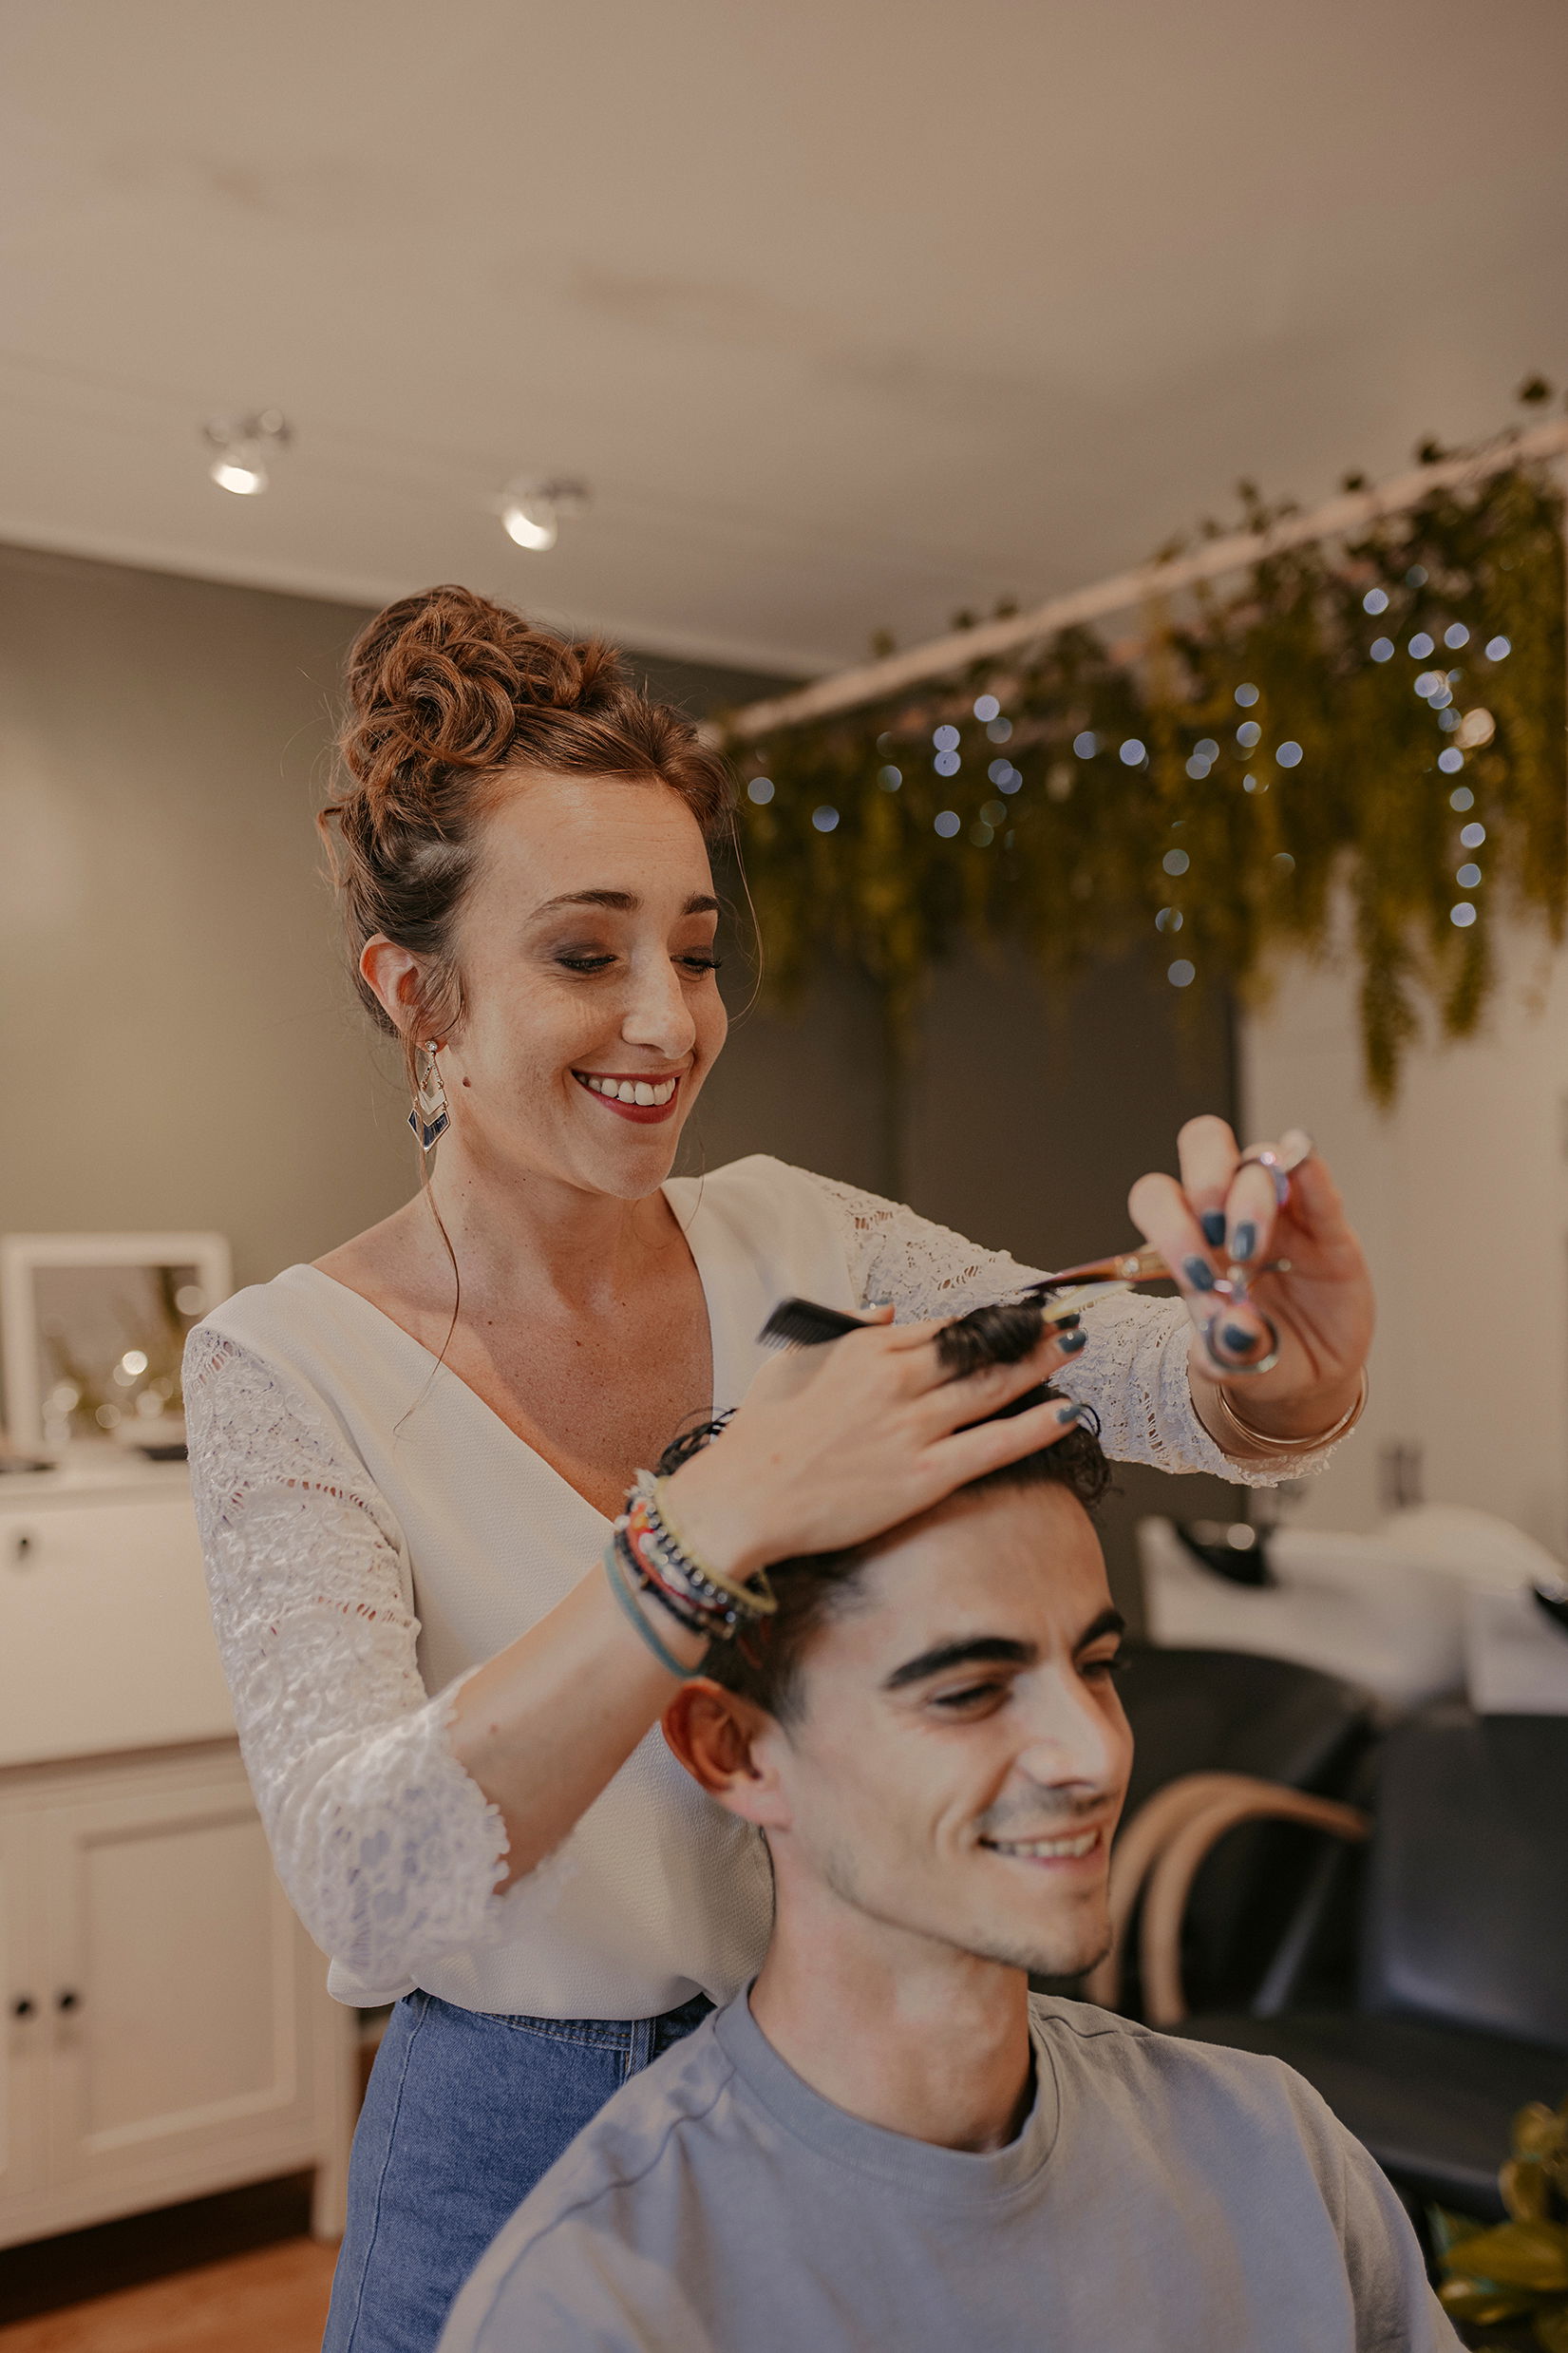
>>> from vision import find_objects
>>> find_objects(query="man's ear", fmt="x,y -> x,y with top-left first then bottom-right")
662,1679 -> 791,1831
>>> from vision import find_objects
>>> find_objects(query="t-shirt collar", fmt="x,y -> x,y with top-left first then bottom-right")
712,1985 -> 1061,2207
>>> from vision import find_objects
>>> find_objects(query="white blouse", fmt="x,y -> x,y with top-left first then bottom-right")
184,1156 -> 1313,2021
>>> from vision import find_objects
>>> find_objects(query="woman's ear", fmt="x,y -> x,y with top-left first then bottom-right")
359,934 -> 426,1034
662,1680 -> 790,1831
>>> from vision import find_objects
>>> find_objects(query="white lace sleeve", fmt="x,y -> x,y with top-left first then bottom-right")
800,1169 -> 1327,1487
183,1330 -> 512,1990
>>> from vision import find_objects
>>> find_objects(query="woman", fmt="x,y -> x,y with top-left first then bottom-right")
184,586 -> 1372,2353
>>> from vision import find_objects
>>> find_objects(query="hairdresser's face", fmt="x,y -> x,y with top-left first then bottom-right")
440,774 -> 727,1201
761,1484 -> 1131,1979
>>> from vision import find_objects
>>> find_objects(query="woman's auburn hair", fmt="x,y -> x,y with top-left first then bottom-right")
318,584 -> 734,1068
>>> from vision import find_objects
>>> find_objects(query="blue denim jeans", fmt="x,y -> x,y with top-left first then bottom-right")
321,1988 -> 711,2353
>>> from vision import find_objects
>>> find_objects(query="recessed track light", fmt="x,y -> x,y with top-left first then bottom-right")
202,409 -> 291,496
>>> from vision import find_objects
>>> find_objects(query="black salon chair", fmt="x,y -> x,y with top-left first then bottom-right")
1166,1705 -> 1568,2220
1107,1644 -> 1378,2014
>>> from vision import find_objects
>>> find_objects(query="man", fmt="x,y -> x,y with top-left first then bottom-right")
440,1348 -> 1455,2352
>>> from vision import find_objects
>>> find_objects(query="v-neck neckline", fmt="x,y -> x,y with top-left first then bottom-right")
296,1181 -> 723,1528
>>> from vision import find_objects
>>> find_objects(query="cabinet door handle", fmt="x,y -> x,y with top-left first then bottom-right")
10,1995 -> 35,2020
55,1989 -> 81,2014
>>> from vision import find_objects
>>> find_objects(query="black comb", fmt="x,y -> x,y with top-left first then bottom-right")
759,1297 -> 875,1349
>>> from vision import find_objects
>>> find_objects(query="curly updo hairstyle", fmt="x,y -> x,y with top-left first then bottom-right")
319,585 -> 734,1083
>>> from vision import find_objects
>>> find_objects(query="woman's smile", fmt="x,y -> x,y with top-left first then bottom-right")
571,1067 -> 686,1124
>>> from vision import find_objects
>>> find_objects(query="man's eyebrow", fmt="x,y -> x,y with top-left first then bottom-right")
882,1611 -> 1125,1693
883,1637 -> 1035,1692
530,888 -> 721,919
1073,1607 -> 1126,1655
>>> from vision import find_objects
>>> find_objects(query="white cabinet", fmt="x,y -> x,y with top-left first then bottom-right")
0,1808 -> 45,2211
0,1472 -> 235,1767
0,1744 -> 354,2250
0,1463 -> 355,2252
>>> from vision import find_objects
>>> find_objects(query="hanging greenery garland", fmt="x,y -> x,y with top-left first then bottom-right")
722,393 -> 1566,1101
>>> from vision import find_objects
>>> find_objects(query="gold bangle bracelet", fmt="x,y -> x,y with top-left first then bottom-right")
1214,1366 -> 1370,1456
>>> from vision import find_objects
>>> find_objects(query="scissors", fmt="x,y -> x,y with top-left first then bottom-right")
1023,1133 -> 1313,1373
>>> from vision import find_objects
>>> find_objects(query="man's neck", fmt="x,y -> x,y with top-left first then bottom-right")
746,1889 -> 1034,2154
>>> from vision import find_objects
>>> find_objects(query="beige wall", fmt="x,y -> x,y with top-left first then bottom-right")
1242,923 -> 1568,1561
0,546 -> 407,1289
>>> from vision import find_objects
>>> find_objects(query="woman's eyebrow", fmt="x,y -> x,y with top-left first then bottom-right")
530,889 -> 721,918
882,1637 -> 1035,1692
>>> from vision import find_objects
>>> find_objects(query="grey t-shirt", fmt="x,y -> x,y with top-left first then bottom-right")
440,1994 -> 1457,2353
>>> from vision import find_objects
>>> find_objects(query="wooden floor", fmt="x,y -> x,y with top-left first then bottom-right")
0,2238 -> 337,2353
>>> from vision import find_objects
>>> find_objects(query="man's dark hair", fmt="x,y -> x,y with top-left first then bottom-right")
655,1300 -> 1111,1726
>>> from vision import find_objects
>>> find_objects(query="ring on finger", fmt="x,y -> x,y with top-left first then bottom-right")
1236,1151 -> 1291,1207
1201,1307 -> 1281,1377
1237,1134 -> 1313,1205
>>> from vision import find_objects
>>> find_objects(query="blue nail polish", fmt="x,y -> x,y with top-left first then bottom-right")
1055,1400 -> 1084,1425
1230,1221 -> 1257,1262
1051,1312 -> 1082,1332
1182,1256 -> 1217,1292
1200,1210 -> 1227,1247
1220,1321 -> 1256,1356
1058,1328 -> 1087,1354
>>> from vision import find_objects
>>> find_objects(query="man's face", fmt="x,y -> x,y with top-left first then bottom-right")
757,1482 -> 1132,1979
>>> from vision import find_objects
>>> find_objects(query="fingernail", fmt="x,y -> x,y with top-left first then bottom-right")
868,1298 -> 894,1310
1056,1400 -> 1085,1425
1220,1321 -> 1256,1356
1200,1210 -> 1227,1247
1230,1221 -> 1257,1262
1050,1312 -> 1082,1332
1181,1256 -> 1217,1292
1058,1328 -> 1087,1355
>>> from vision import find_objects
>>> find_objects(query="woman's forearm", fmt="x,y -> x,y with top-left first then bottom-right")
447,1559 -> 707,1888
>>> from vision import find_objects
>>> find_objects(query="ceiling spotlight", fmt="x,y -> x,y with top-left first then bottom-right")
498,476 -> 588,552
203,408 -> 291,496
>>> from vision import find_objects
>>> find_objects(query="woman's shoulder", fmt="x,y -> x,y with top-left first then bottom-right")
664,1154 -> 897,1254
190,1264 -> 397,1433
664,1154 -> 895,1224
198,1262 -> 341,1360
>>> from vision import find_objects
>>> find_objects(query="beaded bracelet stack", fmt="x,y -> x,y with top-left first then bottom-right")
604,1470 -> 776,1677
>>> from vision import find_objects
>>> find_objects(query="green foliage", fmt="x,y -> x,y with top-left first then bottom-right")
724,410 -> 1566,1102
1438,2096 -> 1568,2347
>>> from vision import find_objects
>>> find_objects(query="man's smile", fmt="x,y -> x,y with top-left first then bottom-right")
977,1825 -> 1105,1864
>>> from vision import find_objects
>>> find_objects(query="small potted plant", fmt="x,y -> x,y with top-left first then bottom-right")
1438,2097 -> 1568,2349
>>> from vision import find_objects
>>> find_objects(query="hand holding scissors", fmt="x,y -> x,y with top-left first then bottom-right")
1124,1117 -> 1373,1451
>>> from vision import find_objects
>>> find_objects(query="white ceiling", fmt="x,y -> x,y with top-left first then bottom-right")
3,0 -> 1566,675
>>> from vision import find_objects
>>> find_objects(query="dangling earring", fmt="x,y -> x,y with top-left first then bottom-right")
408,1042 -> 450,1151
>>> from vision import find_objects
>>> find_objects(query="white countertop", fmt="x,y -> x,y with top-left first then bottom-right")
0,1441 -> 193,1508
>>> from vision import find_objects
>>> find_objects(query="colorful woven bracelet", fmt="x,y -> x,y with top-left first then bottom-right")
638,1472 -> 778,1619
625,1474 -> 777,1625
612,1521 -> 730,1641
601,1539 -> 697,1679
